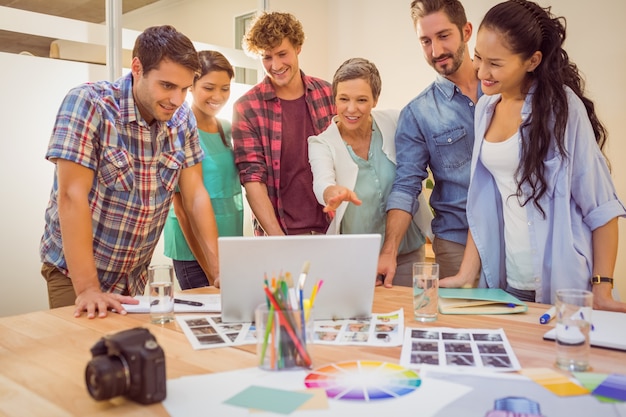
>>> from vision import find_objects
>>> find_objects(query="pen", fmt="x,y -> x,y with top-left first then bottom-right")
297,261 -> 310,345
174,298 -> 203,307
539,306 -> 556,324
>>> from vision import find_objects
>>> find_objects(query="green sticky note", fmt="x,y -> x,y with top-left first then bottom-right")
573,372 -> 622,403
572,372 -> 608,391
223,385 -> 314,414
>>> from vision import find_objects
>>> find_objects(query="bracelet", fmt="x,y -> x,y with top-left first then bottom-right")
590,275 -> 614,288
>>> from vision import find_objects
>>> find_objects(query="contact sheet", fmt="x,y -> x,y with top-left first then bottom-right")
400,327 -> 521,371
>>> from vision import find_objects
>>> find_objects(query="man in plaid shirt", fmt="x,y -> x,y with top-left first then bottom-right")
233,12 -> 335,236
40,26 -> 219,319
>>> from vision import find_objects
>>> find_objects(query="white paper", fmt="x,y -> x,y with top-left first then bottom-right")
312,309 -> 405,346
176,314 -> 256,350
163,366 -> 473,417
400,327 -> 521,371
120,294 -> 221,313
421,368 -> 624,417
176,310 -> 406,350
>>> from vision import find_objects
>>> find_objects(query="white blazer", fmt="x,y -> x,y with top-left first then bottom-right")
308,109 -> 433,239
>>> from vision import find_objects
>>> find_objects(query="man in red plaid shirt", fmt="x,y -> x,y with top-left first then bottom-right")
233,12 -> 335,236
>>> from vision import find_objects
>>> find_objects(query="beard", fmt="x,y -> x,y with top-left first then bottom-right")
430,41 -> 465,77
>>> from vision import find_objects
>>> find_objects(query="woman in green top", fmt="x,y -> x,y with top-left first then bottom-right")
164,50 -> 243,289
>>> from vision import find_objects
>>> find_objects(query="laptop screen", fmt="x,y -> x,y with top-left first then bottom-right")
219,234 -> 381,323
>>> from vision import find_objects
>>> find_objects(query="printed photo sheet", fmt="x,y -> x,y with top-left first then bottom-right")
400,327 -> 521,371
312,309 -> 404,346
177,315 -> 256,350
177,310 -> 405,350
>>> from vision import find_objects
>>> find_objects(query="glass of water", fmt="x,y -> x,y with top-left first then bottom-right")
554,289 -> 593,371
413,262 -> 439,322
148,264 -> 175,324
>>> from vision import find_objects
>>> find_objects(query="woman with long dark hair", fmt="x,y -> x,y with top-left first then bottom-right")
442,0 -> 626,311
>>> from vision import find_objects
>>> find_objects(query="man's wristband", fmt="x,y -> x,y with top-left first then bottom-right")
590,275 -> 614,289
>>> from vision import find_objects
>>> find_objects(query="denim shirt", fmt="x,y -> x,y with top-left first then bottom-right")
387,75 -> 482,245
470,86 -> 626,303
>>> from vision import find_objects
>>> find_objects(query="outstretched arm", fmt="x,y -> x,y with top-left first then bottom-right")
322,185 -> 362,213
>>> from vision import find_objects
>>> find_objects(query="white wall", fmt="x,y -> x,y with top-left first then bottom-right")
321,0 -> 626,302
1,0 -> 625,316
0,53 -> 108,315
122,0 -> 257,50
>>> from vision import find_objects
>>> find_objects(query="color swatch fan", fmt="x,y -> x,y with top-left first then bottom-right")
304,360 -> 421,401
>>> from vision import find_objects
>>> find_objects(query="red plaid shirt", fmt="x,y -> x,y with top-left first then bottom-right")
232,72 -> 335,235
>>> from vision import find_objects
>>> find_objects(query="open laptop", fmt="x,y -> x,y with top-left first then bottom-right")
219,234 -> 381,323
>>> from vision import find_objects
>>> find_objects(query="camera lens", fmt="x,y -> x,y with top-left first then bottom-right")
85,355 -> 130,401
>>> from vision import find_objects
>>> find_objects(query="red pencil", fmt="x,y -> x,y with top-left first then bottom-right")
263,285 -> 312,367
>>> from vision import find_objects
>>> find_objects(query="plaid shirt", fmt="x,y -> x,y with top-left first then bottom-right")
40,73 -> 203,296
232,72 -> 335,235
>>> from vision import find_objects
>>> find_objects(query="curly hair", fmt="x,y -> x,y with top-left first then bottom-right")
480,0 -> 607,216
242,12 -> 305,55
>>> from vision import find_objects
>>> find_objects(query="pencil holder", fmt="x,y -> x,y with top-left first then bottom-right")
255,304 -> 314,371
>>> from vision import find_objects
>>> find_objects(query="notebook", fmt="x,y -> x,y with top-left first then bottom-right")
438,288 -> 528,315
543,309 -> 626,352
219,234 -> 381,323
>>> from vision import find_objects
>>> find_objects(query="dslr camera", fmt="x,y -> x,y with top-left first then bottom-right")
85,327 -> 166,404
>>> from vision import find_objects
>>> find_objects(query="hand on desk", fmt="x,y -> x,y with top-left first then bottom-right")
376,251 -> 397,288
74,287 -> 138,319
592,284 -> 626,313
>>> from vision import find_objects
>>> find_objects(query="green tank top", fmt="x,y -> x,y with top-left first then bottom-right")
164,121 -> 243,260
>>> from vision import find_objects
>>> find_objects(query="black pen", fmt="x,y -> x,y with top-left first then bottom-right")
174,298 -> 203,307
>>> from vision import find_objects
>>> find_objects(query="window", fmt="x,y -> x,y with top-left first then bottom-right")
234,12 -> 258,84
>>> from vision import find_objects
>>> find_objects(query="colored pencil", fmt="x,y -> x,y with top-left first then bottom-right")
263,285 -> 312,367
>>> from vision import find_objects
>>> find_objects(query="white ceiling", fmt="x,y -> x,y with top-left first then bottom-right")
0,0 -> 159,56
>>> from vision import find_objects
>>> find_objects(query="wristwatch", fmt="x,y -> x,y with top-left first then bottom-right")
590,275 -> 614,288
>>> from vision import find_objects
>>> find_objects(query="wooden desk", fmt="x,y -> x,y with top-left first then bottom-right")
0,286 -> 624,416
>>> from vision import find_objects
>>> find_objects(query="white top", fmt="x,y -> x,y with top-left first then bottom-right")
480,132 -> 534,290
